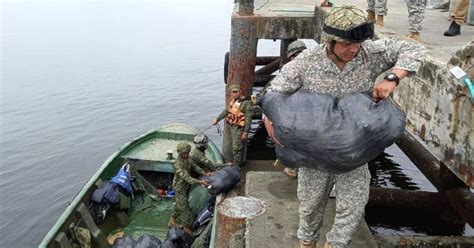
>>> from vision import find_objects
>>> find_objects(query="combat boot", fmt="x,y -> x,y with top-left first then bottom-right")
300,240 -> 317,248
444,21 -> 461,36
406,32 -> 421,42
376,15 -> 384,27
367,11 -> 376,22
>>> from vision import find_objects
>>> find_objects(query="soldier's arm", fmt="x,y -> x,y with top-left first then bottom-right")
216,106 -> 229,122
368,37 -> 426,78
242,100 -> 252,133
174,161 -> 200,185
190,159 -> 207,176
192,151 -> 215,171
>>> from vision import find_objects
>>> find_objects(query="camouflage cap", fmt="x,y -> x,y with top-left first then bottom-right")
193,134 -> 209,145
287,40 -> 307,59
228,84 -> 241,93
177,142 -> 191,154
321,6 -> 368,43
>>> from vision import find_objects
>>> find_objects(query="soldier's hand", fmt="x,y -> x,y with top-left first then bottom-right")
263,116 -> 284,147
372,80 -> 397,102
205,172 -> 214,176
199,180 -> 210,187
241,132 -> 248,141
212,119 -> 218,125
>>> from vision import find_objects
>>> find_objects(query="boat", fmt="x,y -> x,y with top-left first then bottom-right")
39,123 -> 224,248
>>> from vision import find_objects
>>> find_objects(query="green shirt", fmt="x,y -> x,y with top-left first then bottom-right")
172,156 -> 206,192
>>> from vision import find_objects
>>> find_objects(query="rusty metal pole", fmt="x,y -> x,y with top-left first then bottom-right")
215,196 -> 264,248
223,0 -> 257,163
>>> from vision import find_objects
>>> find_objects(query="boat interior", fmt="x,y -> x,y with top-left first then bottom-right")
49,128 -> 217,248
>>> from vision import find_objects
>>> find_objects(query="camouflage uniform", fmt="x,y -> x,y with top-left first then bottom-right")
406,0 -> 426,32
216,85 -> 252,166
267,6 -> 426,248
172,142 -> 206,227
367,0 -> 387,16
190,148 -> 220,172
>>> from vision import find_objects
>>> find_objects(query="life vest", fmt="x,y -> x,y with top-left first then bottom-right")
225,100 -> 246,127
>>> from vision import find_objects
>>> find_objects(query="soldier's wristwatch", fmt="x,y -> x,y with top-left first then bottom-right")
384,73 -> 400,86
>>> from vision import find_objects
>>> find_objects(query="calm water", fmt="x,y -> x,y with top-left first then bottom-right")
0,1 -> 471,247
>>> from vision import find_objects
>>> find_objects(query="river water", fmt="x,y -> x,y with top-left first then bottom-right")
0,1 -> 471,247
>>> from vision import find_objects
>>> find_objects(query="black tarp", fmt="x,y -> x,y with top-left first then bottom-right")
262,91 -> 406,174
200,166 -> 240,195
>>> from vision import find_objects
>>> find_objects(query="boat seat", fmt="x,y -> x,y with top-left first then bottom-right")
75,202 -> 108,248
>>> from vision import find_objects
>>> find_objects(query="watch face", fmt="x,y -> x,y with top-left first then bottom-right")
386,73 -> 397,81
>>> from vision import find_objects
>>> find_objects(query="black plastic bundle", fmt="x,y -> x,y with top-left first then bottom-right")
262,91 -> 406,173
200,166 -> 241,195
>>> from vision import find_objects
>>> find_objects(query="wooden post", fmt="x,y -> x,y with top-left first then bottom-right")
215,196 -> 265,248
223,6 -> 258,162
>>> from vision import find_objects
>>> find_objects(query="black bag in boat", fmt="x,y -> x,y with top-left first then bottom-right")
262,91 -> 406,174
161,226 -> 193,248
113,234 -> 162,248
200,166 -> 240,195
192,196 -> 216,231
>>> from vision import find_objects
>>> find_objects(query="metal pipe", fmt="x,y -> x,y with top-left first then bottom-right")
368,187 -> 448,209
255,59 -> 280,76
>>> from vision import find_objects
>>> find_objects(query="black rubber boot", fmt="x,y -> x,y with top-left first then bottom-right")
444,21 -> 461,36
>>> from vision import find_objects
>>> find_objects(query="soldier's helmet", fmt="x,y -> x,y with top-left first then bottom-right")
193,134 -> 209,149
177,142 -> 191,154
321,6 -> 374,43
287,40 -> 307,59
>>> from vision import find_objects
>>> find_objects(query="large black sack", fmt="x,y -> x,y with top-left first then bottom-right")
161,227 -> 193,248
262,91 -> 406,173
200,166 -> 240,195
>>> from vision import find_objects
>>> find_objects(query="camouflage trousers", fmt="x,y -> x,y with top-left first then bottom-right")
172,190 -> 193,227
367,0 -> 387,16
297,165 -> 370,248
223,123 -> 247,166
406,0 -> 426,32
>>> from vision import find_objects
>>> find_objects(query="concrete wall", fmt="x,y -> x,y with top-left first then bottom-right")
392,41 -> 473,187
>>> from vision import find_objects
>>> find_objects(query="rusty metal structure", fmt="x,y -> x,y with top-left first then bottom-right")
221,0 -> 474,247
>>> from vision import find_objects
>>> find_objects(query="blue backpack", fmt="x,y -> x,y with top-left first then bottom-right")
111,163 -> 133,195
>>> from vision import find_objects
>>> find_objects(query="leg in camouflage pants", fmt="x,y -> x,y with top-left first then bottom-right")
367,0 -> 387,16
297,165 -> 371,248
406,0 -> 426,32
223,123 -> 247,166
172,190 -> 193,227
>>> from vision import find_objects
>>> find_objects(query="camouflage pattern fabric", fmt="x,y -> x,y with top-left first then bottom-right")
266,12 -> 426,245
172,151 -> 206,226
321,6 -> 368,43
190,148 -> 220,171
216,99 -> 252,166
267,38 -> 425,96
297,165 -> 371,247
406,0 -> 426,32
367,0 -> 388,16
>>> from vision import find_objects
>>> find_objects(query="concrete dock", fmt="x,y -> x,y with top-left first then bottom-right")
245,171 -> 379,248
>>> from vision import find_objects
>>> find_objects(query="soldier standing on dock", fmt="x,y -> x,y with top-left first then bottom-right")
263,6 -> 426,248
213,84 -> 252,166
169,142 -> 211,234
